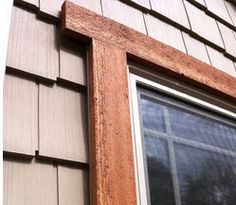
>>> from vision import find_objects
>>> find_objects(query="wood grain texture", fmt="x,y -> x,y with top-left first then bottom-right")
40,0 -> 102,18
182,32 -> 210,64
88,39 -> 137,205
58,165 -> 89,205
3,74 -> 38,156
101,0 -> 147,34
218,22 -> 236,59
144,14 -> 186,53
62,1 -> 236,101
3,159 -> 57,205
39,84 -> 88,163
205,0 -> 233,24
59,35 -> 86,85
225,1 -> 236,26
206,46 -> 236,77
184,0 -> 224,49
150,0 -> 190,29
6,6 -> 59,80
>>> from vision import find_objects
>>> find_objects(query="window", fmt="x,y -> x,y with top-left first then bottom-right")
129,73 -> 236,205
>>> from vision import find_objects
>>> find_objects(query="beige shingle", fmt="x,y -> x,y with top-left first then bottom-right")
39,84 -> 88,163
59,36 -> 86,86
39,0 -> 102,18
102,0 -> 147,34
225,1 -> 236,27
182,32 -> 210,64
144,14 -> 186,53
206,46 -> 236,77
6,6 -> 59,80
126,0 -> 151,10
150,0 -> 190,29
184,1 -> 224,49
3,74 -> 38,155
58,165 -> 89,205
218,22 -> 236,59
205,0 -> 233,24
4,159 -> 57,205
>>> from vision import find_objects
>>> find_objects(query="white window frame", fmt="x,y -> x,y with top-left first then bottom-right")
128,71 -> 236,205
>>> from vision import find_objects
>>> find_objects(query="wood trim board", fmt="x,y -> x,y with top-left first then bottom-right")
61,1 -> 236,204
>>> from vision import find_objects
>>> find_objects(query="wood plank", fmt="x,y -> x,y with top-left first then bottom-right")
6,6 -> 59,80
218,22 -> 236,59
88,39 -> 137,205
39,84 -> 88,163
182,32 -> 210,64
225,1 -> 236,27
3,159 -> 57,205
59,35 -> 86,85
62,1 -> 236,110
58,165 -> 89,205
101,0 -> 147,34
144,14 -> 186,53
206,46 -> 236,77
184,0 -> 225,49
3,74 -> 38,156
205,0 -> 233,25
150,0 -> 190,29
39,0 -> 102,19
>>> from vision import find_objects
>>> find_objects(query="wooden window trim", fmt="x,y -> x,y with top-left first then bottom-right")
61,1 -> 236,204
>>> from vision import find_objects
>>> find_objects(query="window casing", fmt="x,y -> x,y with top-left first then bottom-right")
129,71 -> 236,205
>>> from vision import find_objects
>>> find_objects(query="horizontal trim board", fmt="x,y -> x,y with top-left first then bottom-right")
61,1 -> 236,102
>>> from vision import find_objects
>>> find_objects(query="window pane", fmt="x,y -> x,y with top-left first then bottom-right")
175,143 -> 236,205
168,106 -> 236,151
144,134 -> 176,205
138,88 -> 236,205
140,95 -> 166,133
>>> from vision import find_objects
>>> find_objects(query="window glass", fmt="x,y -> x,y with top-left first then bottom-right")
138,88 -> 236,205
144,134 -> 175,205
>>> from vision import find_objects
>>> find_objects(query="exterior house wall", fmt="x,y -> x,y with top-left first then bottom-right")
3,0 -> 236,204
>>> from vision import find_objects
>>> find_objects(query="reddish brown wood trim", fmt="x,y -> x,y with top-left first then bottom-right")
88,39 -> 137,205
62,0 -> 236,101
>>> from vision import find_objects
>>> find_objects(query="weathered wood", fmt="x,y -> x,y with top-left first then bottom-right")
62,1 -> 236,101
88,39 -> 137,205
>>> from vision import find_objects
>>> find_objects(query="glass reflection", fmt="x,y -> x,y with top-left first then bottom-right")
144,134 -> 176,205
175,143 -> 236,205
168,106 -> 236,151
140,95 -> 166,133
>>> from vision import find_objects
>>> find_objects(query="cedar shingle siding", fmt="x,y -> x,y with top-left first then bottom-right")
3,0 -> 236,204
